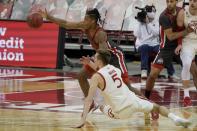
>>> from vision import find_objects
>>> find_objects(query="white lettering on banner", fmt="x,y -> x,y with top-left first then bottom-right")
0,27 -> 7,36
0,27 -> 25,62
0,37 -> 24,49
0,49 -> 24,61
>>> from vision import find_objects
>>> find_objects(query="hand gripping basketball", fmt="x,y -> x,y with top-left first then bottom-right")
27,13 -> 43,28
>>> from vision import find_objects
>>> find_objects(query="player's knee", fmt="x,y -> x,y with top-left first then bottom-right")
152,103 -> 159,113
149,70 -> 159,79
183,61 -> 191,70
149,66 -> 161,79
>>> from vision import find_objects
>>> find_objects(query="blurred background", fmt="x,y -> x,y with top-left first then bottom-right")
0,0 -> 185,31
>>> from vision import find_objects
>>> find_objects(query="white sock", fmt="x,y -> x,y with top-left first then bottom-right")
168,113 -> 191,127
184,88 -> 190,98
168,113 -> 181,122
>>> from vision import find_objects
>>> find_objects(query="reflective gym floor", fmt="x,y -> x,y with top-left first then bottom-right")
0,63 -> 197,131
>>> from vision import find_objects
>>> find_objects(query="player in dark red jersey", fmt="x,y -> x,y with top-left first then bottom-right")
38,8 -> 143,100
144,0 -> 196,101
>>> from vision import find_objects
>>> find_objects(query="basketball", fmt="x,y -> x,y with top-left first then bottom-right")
27,13 -> 43,28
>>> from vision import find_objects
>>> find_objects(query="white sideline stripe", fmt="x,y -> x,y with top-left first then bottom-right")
16,76 -> 71,81
0,74 -> 33,78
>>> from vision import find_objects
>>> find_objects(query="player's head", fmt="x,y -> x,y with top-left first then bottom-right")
189,0 -> 197,10
95,49 -> 111,66
166,0 -> 178,11
85,8 -> 101,25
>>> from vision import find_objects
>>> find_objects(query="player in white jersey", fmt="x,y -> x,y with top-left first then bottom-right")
75,49 -> 191,128
175,0 -> 197,107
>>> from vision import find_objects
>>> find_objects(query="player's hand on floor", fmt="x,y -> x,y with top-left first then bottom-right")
73,119 -> 86,128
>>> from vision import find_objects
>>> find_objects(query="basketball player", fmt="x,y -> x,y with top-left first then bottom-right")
175,0 -> 197,107
75,49 -> 191,128
38,9 -> 143,98
144,0 -> 195,101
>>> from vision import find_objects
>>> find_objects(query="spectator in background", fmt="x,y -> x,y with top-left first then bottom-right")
144,0 -> 194,101
0,0 -> 14,19
134,5 -> 178,79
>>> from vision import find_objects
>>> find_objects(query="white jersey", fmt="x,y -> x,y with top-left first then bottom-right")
97,64 -> 135,112
184,7 -> 197,41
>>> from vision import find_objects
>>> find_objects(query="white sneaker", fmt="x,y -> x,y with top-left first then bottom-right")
168,74 -> 180,80
175,118 -> 191,128
141,70 -> 147,78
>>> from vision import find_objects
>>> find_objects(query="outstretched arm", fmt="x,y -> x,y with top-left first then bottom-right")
38,9 -> 90,30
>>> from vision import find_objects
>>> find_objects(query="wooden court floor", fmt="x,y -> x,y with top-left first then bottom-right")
0,67 -> 196,131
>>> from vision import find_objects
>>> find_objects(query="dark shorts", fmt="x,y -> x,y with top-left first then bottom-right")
152,49 -> 181,69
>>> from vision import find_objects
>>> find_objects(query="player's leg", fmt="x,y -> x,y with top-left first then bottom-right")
136,97 -> 191,127
190,60 -> 197,88
180,48 -> 195,106
152,103 -> 191,127
145,52 -> 164,99
77,64 -> 96,97
145,66 -> 162,99
110,47 -> 144,96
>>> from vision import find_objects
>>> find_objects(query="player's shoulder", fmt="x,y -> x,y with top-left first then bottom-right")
177,7 -> 185,15
96,28 -> 107,37
92,72 -> 102,80
159,9 -> 169,21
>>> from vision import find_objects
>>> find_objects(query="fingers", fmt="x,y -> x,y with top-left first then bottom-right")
37,8 -> 48,18
80,56 -> 91,65
175,49 -> 178,55
71,123 -> 85,128
75,123 -> 85,128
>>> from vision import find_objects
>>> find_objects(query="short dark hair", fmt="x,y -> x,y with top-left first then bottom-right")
96,49 -> 111,65
86,8 -> 101,24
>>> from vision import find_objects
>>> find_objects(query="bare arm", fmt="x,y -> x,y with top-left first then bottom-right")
164,9 -> 188,41
177,8 -> 185,27
76,74 -> 99,128
38,9 -> 90,30
95,31 -> 109,49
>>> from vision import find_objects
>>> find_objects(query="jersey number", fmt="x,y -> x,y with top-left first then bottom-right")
111,73 -> 122,88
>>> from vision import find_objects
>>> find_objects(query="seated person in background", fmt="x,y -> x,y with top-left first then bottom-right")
134,5 -> 178,79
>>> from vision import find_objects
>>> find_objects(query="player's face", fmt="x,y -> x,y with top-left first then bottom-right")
166,0 -> 177,11
189,0 -> 197,10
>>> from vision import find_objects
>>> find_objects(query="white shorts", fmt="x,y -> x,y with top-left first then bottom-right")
180,40 -> 197,80
108,96 -> 154,119
181,39 -> 197,60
